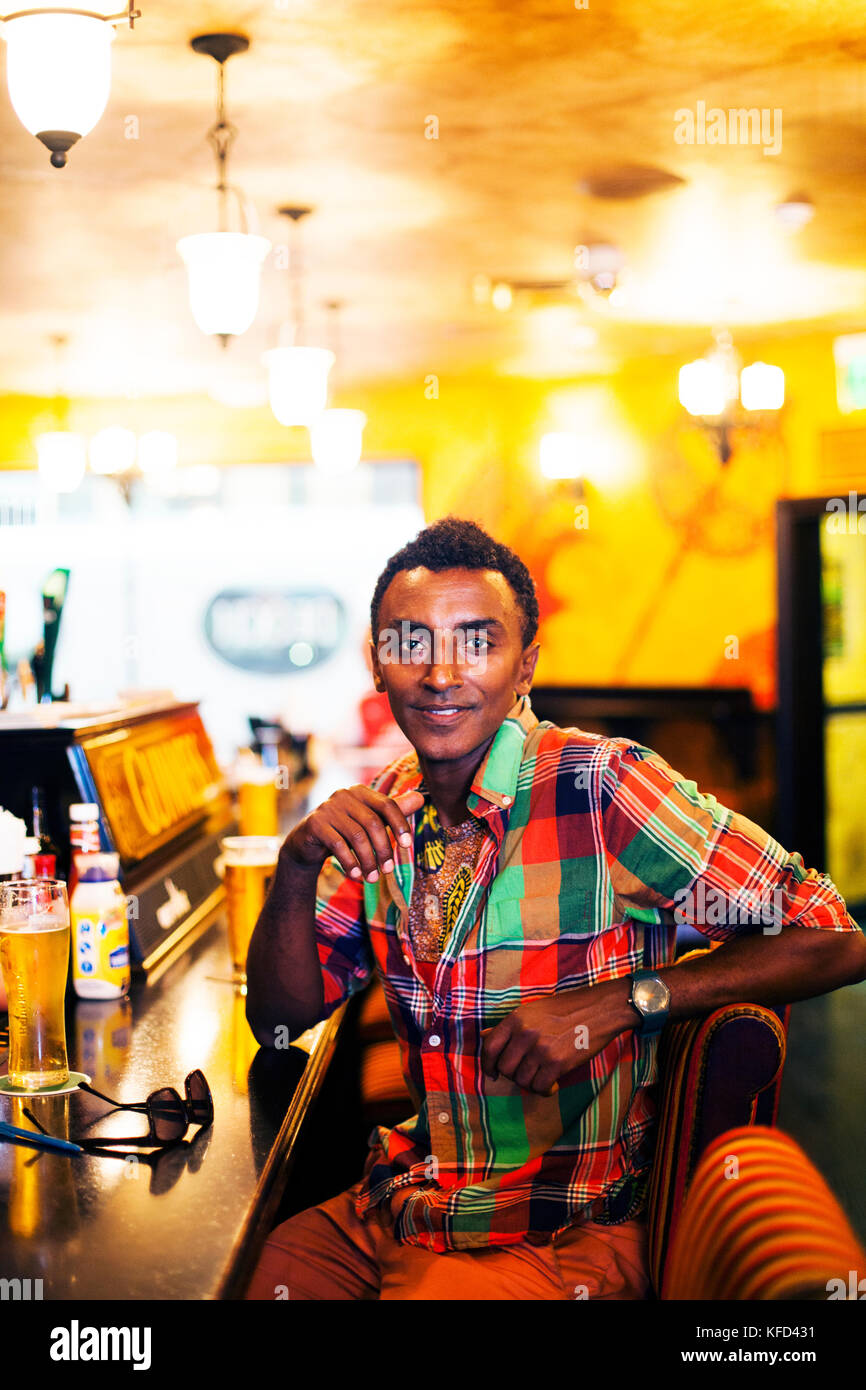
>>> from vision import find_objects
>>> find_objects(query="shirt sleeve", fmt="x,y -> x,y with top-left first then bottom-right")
314,852 -> 375,1018
601,739 -> 862,941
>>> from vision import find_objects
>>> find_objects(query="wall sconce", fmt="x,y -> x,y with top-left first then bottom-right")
539,432 -> 586,498
0,2 -> 140,167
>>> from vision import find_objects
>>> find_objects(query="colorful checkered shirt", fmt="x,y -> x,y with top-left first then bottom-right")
313,692 -> 861,1252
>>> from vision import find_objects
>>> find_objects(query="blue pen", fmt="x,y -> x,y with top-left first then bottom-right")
0,1121 -> 83,1155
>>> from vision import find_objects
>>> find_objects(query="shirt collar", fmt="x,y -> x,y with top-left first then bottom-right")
395,692 -> 538,814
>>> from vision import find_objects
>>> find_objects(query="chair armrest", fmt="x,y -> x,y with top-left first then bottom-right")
646,1002 -> 788,1297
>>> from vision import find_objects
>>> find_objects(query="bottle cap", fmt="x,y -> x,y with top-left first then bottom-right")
69,804 -> 99,821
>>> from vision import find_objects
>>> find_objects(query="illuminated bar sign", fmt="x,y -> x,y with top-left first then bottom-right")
832,333 -> 866,413
80,709 -> 225,862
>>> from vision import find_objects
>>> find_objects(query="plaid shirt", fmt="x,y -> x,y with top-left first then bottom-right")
313,693 -> 861,1252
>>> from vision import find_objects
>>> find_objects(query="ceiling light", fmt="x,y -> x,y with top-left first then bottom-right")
263,345 -> 335,427
137,430 -> 178,474
679,333 -> 784,463
491,282 -> 513,311
177,34 -> 271,344
576,243 -> 625,297
310,408 -> 366,474
88,425 -> 137,475
739,362 -> 785,411
263,207 -> 334,427
0,3 -> 140,167
774,193 -> 814,232
678,357 -> 731,417
36,431 -> 87,490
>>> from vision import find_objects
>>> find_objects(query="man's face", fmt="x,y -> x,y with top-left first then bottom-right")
370,566 -> 539,766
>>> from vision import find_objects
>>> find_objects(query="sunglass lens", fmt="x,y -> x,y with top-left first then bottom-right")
186,1070 -> 213,1127
151,1088 -> 186,1143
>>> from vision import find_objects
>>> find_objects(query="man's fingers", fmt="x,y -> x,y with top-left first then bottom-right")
333,808 -> 395,881
348,786 -> 423,856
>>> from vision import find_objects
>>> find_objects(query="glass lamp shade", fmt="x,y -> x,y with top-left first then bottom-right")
177,232 -> 272,338
678,358 -> 732,417
539,431 -> 581,480
262,346 -> 335,427
36,431 -> 87,492
88,426 -> 137,475
740,362 -> 785,411
310,408 -> 366,473
137,430 -> 178,474
3,13 -> 115,141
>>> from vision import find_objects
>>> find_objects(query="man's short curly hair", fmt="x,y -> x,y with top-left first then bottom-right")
370,515 -> 539,650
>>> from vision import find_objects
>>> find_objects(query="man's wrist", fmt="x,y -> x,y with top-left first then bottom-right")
614,978 -> 642,1033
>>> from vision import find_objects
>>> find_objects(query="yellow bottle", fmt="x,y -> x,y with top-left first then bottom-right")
70,852 -> 130,999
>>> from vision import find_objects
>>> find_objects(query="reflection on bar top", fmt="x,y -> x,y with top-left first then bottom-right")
0,692 -> 183,732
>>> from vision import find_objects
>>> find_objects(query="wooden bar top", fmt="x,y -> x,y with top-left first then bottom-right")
0,920 -> 345,1301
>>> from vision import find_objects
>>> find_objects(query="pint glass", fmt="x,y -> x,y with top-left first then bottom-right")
0,879 -> 70,1090
221,837 -> 281,982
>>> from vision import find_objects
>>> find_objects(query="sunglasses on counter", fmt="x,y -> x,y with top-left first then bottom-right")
22,1069 -> 213,1151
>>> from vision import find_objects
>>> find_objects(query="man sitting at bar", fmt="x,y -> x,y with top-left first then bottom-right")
244,516 -> 866,1300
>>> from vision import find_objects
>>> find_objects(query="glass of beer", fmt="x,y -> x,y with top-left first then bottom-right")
237,757 -> 279,837
0,879 -> 71,1090
221,836 -> 281,983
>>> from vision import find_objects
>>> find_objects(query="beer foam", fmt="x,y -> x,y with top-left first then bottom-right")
0,911 -> 67,932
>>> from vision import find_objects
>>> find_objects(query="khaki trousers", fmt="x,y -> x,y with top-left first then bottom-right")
245,1181 -> 651,1301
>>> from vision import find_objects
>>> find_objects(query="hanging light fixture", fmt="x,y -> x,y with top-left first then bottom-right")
177,34 -> 271,345
309,299 -> 364,472
678,332 -> 784,464
34,334 -> 86,491
88,425 -> 137,475
0,2 -> 140,168
36,430 -> 87,490
311,408 -> 366,474
263,206 -> 334,427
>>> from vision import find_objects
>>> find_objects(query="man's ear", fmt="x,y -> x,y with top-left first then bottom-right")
370,639 -> 386,692
516,641 -> 541,693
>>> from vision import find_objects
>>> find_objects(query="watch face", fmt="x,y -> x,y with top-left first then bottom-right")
634,978 -> 670,1015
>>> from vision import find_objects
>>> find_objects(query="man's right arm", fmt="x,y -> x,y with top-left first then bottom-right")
245,784 -> 424,1046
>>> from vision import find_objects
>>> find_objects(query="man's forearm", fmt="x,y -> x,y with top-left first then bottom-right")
245,851 -> 327,1045
610,923 -> 866,1034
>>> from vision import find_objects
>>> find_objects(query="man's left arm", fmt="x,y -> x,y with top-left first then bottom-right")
481,742 -> 866,1095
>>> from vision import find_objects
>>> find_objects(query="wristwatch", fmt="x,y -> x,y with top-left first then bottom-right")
628,969 -> 671,1036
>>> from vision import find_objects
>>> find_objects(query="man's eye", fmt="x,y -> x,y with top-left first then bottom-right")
465,633 -> 489,651
401,636 -> 430,655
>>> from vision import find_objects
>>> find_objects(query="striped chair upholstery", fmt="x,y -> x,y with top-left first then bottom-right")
664,1125 -> 866,1299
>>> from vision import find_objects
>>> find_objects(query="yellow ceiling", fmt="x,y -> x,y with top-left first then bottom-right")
2,0 -> 866,399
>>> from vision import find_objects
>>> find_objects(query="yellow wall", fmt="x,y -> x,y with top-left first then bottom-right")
3,328 -> 865,709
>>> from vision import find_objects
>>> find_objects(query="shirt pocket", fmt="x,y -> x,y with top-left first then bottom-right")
483,884 -> 597,944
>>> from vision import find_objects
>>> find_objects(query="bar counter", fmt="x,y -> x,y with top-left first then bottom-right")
0,917 -> 347,1300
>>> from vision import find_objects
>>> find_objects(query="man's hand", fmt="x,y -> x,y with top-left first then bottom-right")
282,785 -> 425,884
480,980 -> 637,1096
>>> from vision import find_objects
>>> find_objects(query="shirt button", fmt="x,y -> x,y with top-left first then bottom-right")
437,1112 -> 450,1124
428,1034 -> 441,1047
501,794 -> 511,805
